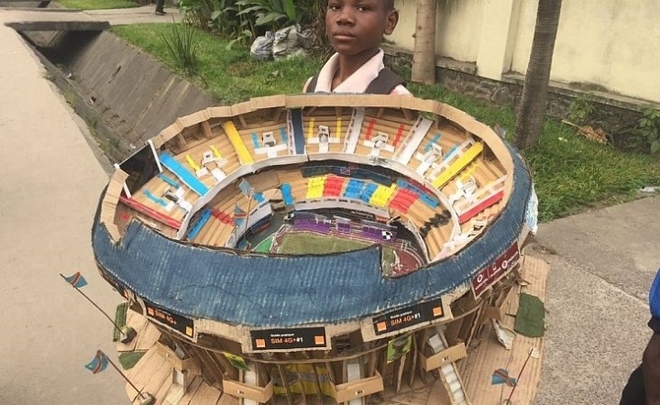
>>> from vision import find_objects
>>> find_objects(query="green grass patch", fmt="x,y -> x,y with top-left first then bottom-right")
514,293 -> 546,338
118,351 -> 146,370
277,232 -> 395,268
523,122 -> 660,221
111,23 -> 660,221
277,232 -> 369,255
113,302 -> 128,342
253,237 -> 274,253
113,24 -> 323,104
59,0 -> 139,9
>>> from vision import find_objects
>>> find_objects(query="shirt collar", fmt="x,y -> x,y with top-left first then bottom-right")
315,50 -> 385,93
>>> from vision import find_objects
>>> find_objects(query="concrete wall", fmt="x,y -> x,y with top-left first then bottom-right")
390,0 -> 483,63
30,30 -> 215,162
390,0 -> 660,104
511,0 -> 660,104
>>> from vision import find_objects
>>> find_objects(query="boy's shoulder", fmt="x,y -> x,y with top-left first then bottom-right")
364,69 -> 406,94
305,68 -> 408,95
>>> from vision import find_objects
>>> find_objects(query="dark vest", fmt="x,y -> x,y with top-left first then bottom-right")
305,69 -> 406,95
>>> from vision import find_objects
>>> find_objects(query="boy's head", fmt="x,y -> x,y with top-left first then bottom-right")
326,0 -> 399,58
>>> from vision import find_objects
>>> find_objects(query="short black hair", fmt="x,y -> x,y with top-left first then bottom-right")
385,0 -> 395,10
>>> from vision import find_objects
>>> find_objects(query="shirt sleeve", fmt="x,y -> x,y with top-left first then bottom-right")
649,269 -> 660,332
390,85 -> 412,96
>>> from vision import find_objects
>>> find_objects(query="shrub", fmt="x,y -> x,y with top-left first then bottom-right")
159,22 -> 201,76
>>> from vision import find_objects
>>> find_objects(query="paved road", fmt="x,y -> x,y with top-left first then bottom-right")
0,5 -> 658,405
534,197 -> 659,405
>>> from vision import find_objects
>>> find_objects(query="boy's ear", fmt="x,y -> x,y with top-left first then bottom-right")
384,9 -> 399,36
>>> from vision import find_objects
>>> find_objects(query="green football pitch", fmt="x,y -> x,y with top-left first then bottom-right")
275,232 -> 396,266
278,232 -> 370,254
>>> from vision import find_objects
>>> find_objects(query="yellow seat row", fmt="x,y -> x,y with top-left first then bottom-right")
432,142 -> 483,189
306,176 -> 327,199
369,184 -> 397,207
223,121 -> 254,165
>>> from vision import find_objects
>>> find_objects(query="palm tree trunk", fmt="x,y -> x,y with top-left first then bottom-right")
411,0 -> 437,84
514,0 -> 563,150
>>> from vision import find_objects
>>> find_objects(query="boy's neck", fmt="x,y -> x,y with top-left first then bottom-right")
333,48 -> 381,89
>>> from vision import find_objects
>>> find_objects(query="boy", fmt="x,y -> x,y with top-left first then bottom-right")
305,0 -> 411,95
620,269 -> 660,405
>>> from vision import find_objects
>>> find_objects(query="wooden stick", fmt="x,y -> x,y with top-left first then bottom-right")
506,347 -> 535,403
100,350 -> 149,401
59,273 -> 124,336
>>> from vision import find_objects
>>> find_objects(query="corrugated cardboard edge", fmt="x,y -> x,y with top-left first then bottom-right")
100,168 -> 128,242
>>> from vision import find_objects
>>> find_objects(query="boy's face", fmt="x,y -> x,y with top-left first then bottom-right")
326,0 -> 399,58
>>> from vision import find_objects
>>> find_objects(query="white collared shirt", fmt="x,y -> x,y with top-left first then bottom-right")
305,50 -> 411,95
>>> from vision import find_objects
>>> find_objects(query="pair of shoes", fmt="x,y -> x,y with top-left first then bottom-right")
155,10 -> 166,15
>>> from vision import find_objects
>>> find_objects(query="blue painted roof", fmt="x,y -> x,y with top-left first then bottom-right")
93,147 -> 533,328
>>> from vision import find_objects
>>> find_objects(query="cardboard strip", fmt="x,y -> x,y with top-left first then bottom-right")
222,121 -> 255,165
119,195 -> 182,229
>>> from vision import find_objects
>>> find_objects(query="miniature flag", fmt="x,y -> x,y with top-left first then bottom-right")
492,368 -> 517,387
63,272 -> 88,289
233,204 -> 247,226
238,179 -> 254,198
85,350 -> 109,374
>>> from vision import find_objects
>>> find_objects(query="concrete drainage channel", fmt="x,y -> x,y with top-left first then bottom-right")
12,19 -> 215,164
1,1 -> 52,7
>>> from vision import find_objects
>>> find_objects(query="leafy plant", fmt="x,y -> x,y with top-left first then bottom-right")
225,29 -> 254,50
178,0 -> 222,30
177,0 -> 319,49
159,22 -> 201,76
636,106 -> 660,154
566,92 -> 595,125
210,3 -> 249,34
236,0 -> 297,28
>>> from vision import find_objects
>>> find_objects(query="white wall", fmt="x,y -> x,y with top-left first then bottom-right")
510,0 -> 660,103
390,0 -> 660,104
390,0 -> 483,62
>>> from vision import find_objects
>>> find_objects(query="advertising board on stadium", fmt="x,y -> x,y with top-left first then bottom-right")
250,327 -> 328,351
369,298 -> 446,338
471,243 -> 520,297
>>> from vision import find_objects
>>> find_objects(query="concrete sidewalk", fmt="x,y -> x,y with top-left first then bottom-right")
0,5 -> 181,404
0,4 -> 181,26
0,5 -> 658,405
0,14 -> 129,405
534,197 -> 659,405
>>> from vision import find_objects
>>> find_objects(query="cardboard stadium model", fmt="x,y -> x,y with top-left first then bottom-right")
92,94 -> 538,405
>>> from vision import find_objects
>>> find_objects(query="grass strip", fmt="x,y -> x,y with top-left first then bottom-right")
59,0 -> 139,9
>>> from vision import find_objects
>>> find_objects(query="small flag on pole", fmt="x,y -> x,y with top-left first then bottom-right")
238,179 -> 254,198
233,204 -> 247,226
492,368 -> 518,387
85,350 -> 109,374
63,272 -> 88,289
